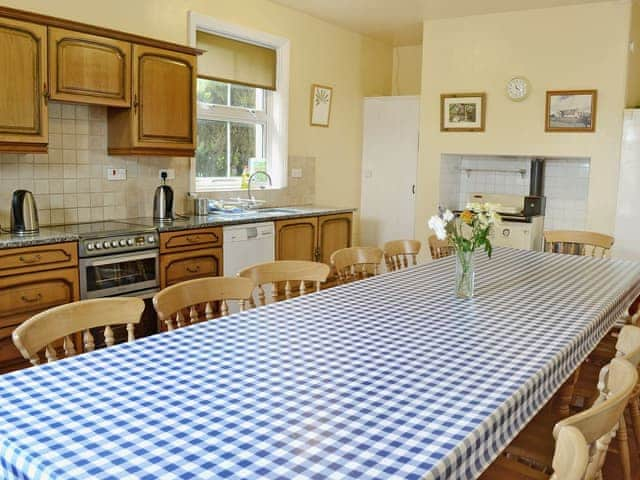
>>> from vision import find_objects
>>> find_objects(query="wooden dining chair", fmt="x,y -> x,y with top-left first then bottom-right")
544,230 -> 614,258
12,298 -> 145,366
330,246 -> 383,284
428,234 -> 454,260
153,276 -> 254,331
383,240 -> 421,271
505,342 -> 640,480
237,260 -> 330,306
482,357 -> 637,480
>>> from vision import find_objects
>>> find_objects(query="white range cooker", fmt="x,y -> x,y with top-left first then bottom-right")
466,193 -> 545,251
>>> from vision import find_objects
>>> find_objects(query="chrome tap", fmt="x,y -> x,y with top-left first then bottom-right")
247,171 -> 272,205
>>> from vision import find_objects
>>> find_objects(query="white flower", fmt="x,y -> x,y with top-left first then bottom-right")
443,210 -> 454,223
428,215 -> 447,240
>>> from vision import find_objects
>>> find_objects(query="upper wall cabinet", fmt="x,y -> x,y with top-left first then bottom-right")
0,18 -> 47,152
48,27 -> 131,107
107,45 -> 196,157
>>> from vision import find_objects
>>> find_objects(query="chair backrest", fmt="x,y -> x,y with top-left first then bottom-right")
12,298 -> 145,366
550,426 -> 589,480
384,240 -> 421,271
237,260 -> 330,306
153,276 -> 254,331
330,246 -> 383,283
544,230 -> 614,258
428,235 -> 454,260
555,358 -> 638,480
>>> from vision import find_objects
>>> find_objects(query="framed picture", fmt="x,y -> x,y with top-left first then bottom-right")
545,90 -> 597,132
440,93 -> 486,132
310,84 -> 333,127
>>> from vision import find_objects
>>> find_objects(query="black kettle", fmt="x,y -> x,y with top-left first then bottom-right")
153,172 -> 174,221
10,189 -> 39,235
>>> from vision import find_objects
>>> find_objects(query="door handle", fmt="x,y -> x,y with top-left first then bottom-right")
19,254 -> 42,264
21,293 -> 42,303
186,265 -> 201,274
411,184 -> 416,195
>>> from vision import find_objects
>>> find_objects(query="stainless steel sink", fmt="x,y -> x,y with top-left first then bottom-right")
256,208 -> 306,215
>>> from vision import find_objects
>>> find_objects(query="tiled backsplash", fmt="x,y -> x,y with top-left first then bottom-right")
0,102 -> 315,228
439,154 -> 590,230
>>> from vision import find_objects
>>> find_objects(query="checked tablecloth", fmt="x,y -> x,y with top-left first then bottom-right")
1,248 -> 640,480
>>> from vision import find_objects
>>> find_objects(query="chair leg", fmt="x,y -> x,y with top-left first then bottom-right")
618,415 -> 632,480
629,397 -> 640,455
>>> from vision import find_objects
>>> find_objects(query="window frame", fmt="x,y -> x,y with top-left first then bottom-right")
195,81 -> 269,190
188,12 -> 290,192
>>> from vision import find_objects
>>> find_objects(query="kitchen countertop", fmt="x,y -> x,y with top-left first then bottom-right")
0,206 -> 356,249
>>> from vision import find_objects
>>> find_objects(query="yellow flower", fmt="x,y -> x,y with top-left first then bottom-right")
460,210 -> 473,225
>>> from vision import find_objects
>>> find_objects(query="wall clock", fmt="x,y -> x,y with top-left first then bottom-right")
506,77 -> 531,102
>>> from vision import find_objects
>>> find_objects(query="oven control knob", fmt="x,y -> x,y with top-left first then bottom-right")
127,238 -> 134,246
94,242 -> 102,249
119,239 -> 127,247
111,240 -> 118,248
103,241 -> 110,249
147,236 -> 156,243
86,243 -> 94,251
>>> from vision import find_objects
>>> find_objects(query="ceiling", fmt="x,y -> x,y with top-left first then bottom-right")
269,0 -> 608,45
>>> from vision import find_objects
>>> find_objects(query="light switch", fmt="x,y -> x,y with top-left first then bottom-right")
106,168 -> 126,180
290,168 -> 303,178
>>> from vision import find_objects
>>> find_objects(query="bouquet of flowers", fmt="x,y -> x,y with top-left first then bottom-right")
428,203 -> 500,297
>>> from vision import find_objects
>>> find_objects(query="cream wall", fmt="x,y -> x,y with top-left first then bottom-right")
392,45 -> 423,95
2,0 -> 393,241
626,0 -> 640,106
416,1 -> 630,256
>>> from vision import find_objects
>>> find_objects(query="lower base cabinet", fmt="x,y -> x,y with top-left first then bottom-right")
0,267 -> 80,374
275,212 -> 353,284
160,247 -> 223,288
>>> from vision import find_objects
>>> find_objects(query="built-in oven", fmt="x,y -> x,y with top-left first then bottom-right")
79,250 -> 159,299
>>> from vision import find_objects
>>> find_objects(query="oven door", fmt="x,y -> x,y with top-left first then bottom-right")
80,250 -> 159,299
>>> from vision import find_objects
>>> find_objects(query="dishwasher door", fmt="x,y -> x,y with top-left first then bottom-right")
223,222 -> 275,277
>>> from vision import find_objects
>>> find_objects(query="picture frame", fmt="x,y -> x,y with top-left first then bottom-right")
440,93 -> 486,132
310,84 -> 333,127
545,90 -> 597,132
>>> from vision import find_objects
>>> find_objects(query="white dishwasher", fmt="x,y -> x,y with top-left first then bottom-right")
223,221 -> 275,277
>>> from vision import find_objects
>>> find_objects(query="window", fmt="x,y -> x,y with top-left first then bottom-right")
189,13 -> 290,193
195,79 -> 268,190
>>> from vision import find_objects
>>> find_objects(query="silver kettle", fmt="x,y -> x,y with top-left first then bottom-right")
10,189 -> 39,235
153,173 -> 174,221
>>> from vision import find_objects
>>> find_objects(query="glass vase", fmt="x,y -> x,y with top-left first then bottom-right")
455,249 -> 475,298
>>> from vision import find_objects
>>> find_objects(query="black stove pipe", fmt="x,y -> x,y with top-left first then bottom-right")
530,159 -> 545,197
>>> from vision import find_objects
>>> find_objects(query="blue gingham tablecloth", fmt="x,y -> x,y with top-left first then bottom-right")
1,248 -> 640,480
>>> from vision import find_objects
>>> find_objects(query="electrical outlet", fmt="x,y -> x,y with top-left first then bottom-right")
106,167 -> 126,180
290,168 -> 303,178
159,169 -> 175,180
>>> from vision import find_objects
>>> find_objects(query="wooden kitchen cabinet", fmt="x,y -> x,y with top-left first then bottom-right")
0,264 -> 79,374
275,217 -> 319,262
275,212 -> 353,283
0,241 -> 77,276
48,27 -> 131,107
0,17 -> 47,152
160,247 -> 223,288
108,44 -> 196,157
160,227 -> 222,253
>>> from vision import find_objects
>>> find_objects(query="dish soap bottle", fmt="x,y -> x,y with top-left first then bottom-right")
240,166 -> 250,189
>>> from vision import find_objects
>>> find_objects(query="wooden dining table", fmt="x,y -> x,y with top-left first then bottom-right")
1,248 -> 640,480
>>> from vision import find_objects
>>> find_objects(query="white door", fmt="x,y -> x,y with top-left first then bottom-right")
360,96 -> 419,247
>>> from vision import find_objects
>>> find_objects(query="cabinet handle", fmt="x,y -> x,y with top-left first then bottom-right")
21,293 -> 42,304
186,265 -> 201,274
19,254 -> 42,264
43,83 -> 49,105
133,94 -> 139,114
186,235 -> 201,243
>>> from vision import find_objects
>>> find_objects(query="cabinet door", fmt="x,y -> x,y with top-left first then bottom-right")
317,213 -> 353,267
0,267 -> 79,374
0,18 -> 47,149
48,27 -> 131,107
134,44 -> 195,148
275,218 -> 318,261
160,247 -> 223,288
